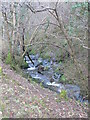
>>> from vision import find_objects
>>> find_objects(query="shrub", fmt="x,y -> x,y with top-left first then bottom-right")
20,59 -> 28,69
40,80 -> 44,88
30,49 -> 36,55
55,68 -> 60,74
0,67 -> 2,76
15,56 -> 28,69
5,52 -> 12,64
59,90 -> 68,99
42,52 -> 51,61
59,75 -> 66,83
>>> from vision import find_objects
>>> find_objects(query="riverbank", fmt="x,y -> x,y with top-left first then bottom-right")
0,63 -> 88,118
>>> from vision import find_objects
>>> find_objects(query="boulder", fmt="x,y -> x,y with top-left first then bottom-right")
50,78 -> 54,83
37,65 -> 44,74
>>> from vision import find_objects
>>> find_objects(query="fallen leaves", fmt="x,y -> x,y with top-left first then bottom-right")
0,64 -> 88,118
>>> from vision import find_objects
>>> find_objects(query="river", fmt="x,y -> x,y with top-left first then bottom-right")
24,54 -> 88,103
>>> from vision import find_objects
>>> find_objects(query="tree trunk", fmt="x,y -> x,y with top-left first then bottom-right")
22,27 -> 34,65
54,9 -> 83,74
22,28 -> 25,52
12,3 -> 16,57
2,12 -> 12,62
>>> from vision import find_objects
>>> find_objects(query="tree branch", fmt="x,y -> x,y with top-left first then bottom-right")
22,17 -> 47,57
25,3 -> 55,13
24,41 -> 69,54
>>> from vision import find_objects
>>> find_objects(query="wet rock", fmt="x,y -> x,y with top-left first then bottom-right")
54,73 -> 61,79
28,63 -> 34,68
24,56 -> 30,61
35,54 -> 40,60
37,65 -> 44,74
35,62 -> 42,67
38,58 -> 43,63
43,60 -> 48,65
51,73 -> 61,83
50,60 -> 53,65
65,84 -> 80,100
29,55 -> 36,60
52,57 -> 56,62
50,78 -> 54,83
47,82 -> 65,93
27,66 -> 36,71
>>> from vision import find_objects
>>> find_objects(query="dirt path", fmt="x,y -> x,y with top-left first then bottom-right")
0,63 -> 88,118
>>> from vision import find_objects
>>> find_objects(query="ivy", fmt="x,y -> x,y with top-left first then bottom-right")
72,2 -> 88,10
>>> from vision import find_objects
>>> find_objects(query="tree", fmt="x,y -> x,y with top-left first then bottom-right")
25,2 -> 88,74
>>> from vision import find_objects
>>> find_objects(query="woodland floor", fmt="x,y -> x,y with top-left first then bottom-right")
0,63 -> 88,118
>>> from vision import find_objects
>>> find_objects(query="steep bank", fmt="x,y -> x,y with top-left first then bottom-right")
0,63 -> 88,118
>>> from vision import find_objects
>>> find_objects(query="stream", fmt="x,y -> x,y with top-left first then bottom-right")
24,54 -> 88,103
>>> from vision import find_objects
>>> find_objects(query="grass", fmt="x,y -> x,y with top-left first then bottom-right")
40,80 -> 44,88
29,49 -> 36,55
0,67 -> 2,76
28,78 -> 37,85
41,52 -> 51,61
1,72 -> 49,117
59,75 -> 66,83
59,90 -> 68,99
0,100 -> 6,113
32,96 -> 46,107
56,90 -> 68,102
5,52 -> 12,64
55,68 -> 60,74
1,61 -> 88,118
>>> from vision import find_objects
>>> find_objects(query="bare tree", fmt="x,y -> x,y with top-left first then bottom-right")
25,2 -> 86,74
